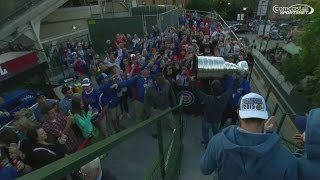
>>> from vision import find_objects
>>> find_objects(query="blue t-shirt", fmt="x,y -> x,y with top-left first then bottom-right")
0,167 -> 20,180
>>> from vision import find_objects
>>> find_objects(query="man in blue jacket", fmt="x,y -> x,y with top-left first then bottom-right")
81,78 -> 108,138
294,108 -> 320,180
99,77 -> 125,133
200,93 -> 298,180
114,64 -> 153,123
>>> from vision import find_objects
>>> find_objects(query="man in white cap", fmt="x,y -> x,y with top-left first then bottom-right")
81,78 -> 108,138
200,93 -> 298,180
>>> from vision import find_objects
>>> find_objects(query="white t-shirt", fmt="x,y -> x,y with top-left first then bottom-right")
234,44 -> 241,55
132,38 -> 140,47
176,74 -> 189,87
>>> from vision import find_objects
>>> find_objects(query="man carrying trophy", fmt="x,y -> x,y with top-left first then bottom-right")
190,55 -> 248,149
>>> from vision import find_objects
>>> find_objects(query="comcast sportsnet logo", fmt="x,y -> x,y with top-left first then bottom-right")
273,4 -> 314,15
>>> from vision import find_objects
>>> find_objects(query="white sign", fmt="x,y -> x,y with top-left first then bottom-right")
257,0 -> 269,16
240,14 -> 244,20
237,14 -> 244,21
0,66 -> 8,76
273,4 -> 314,15
177,91 -> 195,107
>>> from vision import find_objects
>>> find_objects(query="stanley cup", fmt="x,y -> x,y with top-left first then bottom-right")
192,55 -> 249,78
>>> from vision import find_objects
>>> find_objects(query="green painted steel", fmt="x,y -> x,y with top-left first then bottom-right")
158,9 -> 180,31
131,6 -> 174,16
143,105 -> 185,180
88,16 -> 144,54
88,6 -> 181,54
145,15 -> 158,33
18,99 -> 183,180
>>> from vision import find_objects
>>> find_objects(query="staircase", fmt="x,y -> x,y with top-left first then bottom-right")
15,8 -> 302,180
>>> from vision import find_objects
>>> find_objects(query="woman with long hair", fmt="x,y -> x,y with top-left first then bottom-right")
26,126 -> 66,170
71,97 -> 102,144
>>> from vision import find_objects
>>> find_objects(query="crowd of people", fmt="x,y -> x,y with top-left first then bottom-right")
0,11 -> 318,180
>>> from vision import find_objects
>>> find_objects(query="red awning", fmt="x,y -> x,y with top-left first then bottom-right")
0,51 -> 40,81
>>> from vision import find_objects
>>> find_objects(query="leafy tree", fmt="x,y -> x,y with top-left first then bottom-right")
186,0 -> 258,21
186,0 -> 214,12
281,0 -> 320,106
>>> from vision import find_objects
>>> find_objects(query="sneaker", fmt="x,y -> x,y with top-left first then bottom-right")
99,155 -> 105,160
119,125 -> 126,130
152,134 -> 158,139
126,113 -> 132,120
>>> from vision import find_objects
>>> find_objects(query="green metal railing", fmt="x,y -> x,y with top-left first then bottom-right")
248,52 -> 303,151
18,98 -> 184,180
210,10 -> 303,152
16,8 -> 304,180
144,104 -> 185,180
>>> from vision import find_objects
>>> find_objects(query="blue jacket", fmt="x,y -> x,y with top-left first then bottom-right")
200,126 -> 298,180
118,75 -> 153,103
99,81 -> 119,109
82,89 -> 103,113
295,108 -> 320,180
223,76 -> 251,110
0,167 -> 20,180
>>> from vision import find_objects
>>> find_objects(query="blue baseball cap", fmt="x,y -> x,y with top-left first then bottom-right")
35,92 -> 44,99
98,73 -> 109,81
141,63 -> 150,71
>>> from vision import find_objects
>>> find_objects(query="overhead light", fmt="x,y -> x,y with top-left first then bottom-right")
243,7 -> 247,11
228,2 -> 231,5
72,26 -> 76,30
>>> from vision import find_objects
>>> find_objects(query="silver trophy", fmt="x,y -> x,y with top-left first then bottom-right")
192,55 -> 249,78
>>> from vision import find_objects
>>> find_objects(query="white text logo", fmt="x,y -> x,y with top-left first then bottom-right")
0,66 -> 8,76
273,4 -> 314,15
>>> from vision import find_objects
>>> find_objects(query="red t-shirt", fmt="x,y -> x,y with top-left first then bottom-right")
74,61 -> 86,75
126,64 -> 141,76
203,27 -> 210,35
203,17 -> 211,25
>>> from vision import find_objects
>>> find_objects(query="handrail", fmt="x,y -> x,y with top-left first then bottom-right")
250,49 -> 300,150
251,49 -> 296,115
18,98 -> 183,180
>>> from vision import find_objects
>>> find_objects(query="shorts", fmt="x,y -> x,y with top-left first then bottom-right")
108,105 -> 121,120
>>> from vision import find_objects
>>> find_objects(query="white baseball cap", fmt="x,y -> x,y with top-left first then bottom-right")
81,78 -> 91,87
239,93 -> 268,120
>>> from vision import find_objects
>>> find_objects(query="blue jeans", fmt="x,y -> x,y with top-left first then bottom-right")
202,120 -> 221,146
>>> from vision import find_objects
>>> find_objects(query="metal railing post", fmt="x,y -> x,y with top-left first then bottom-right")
265,84 -> 272,103
272,104 -> 279,116
248,64 -> 254,82
179,101 -> 183,141
276,114 -> 287,134
157,120 -> 166,179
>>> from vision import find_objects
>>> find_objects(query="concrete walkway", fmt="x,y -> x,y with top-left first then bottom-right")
179,115 -> 213,180
100,114 -> 178,180
100,113 -> 214,180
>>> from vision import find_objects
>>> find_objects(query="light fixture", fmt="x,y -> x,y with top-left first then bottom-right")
227,2 -> 231,5
243,7 -> 247,11
72,26 -> 76,30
